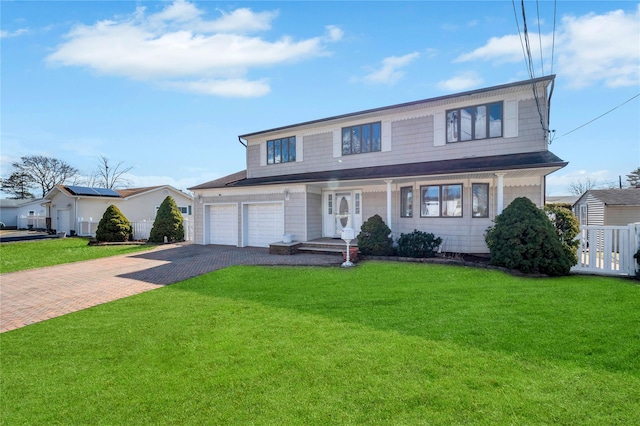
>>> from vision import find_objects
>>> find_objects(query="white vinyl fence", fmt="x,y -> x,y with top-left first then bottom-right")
17,215 -> 47,230
572,223 -> 640,277
76,218 -> 192,242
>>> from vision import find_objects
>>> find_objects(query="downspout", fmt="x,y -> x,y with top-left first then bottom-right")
238,136 -> 247,147
74,196 -> 79,236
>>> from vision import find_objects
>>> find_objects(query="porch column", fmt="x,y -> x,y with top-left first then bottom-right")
496,173 -> 505,214
384,179 -> 393,231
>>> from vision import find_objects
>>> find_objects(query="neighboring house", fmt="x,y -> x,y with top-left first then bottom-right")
546,195 -> 578,206
0,198 -> 47,229
42,185 -> 193,237
189,76 -> 567,254
573,189 -> 640,227
0,199 -> 23,228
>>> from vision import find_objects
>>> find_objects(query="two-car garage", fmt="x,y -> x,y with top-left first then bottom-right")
205,202 -> 284,248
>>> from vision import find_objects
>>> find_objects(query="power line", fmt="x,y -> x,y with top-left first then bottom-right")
552,93 -> 640,141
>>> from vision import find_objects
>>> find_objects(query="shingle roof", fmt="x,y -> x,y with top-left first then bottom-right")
190,151 -> 566,190
188,171 -> 247,190
116,186 -> 163,198
586,189 -> 640,206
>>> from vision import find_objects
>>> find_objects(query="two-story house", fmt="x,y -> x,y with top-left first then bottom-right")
189,75 -> 567,254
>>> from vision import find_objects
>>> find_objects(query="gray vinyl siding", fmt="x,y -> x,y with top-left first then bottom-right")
575,194 -> 605,226
306,191 -> 323,240
605,206 -> 640,226
246,98 -> 547,180
284,192 -> 305,242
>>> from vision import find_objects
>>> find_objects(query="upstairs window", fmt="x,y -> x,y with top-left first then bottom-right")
447,102 -> 503,143
267,137 -> 296,165
342,122 -> 381,155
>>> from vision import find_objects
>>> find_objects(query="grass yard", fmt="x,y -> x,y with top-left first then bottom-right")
0,237 -> 152,273
1,262 -> 639,424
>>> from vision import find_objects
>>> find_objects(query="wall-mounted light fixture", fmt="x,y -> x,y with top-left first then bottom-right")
197,194 -> 203,204
284,189 -> 290,201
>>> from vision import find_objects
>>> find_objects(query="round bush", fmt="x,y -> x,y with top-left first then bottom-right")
149,196 -> 184,243
96,205 -> 133,242
485,197 -> 573,276
397,230 -> 442,258
357,214 -> 394,256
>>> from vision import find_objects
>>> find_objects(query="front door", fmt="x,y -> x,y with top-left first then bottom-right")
323,190 -> 363,238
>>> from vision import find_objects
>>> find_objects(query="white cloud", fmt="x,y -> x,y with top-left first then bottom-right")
362,52 -> 420,85
164,78 -> 271,98
46,1 -> 341,97
437,72 -> 484,92
0,28 -> 28,38
455,6 -> 640,89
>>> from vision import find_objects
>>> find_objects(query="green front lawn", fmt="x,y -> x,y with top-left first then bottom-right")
1,262 -> 638,424
0,237 -> 152,273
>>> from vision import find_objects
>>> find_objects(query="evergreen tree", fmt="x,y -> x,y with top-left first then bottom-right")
95,205 -> 133,242
149,196 -> 184,243
626,167 -> 640,188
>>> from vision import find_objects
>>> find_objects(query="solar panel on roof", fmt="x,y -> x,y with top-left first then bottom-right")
93,187 -> 121,197
65,186 -> 121,197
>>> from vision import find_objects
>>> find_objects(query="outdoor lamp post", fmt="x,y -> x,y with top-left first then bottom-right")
341,227 -> 355,267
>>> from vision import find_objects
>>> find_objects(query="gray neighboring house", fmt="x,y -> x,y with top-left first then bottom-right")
189,76 -> 567,254
573,188 -> 640,226
0,198 -> 47,229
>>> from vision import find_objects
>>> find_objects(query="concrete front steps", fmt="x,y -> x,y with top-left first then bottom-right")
270,238 -> 357,256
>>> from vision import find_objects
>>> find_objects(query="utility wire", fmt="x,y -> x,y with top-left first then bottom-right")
550,0 -> 556,75
536,0 -> 544,75
552,93 -> 640,141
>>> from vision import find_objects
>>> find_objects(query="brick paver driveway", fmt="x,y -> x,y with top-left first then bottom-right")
0,243 -> 342,333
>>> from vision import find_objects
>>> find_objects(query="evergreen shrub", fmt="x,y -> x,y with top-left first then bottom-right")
396,230 -> 442,258
544,204 -> 580,266
149,196 -> 184,243
485,197 -> 572,276
357,214 -> 394,256
95,205 -> 133,242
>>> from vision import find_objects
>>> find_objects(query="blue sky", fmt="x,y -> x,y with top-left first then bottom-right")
1,0 -> 639,196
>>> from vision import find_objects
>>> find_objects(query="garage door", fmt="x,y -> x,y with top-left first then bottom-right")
208,204 -> 237,245
246,203 -> 284,247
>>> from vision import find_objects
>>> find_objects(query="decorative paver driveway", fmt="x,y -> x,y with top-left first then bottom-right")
0,243 -> 342,333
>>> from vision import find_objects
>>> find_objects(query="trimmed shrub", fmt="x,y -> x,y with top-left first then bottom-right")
485,197 -> 573,276
149,196 -> 184,243
397,230 -> 442,258
357,214 -> 394,256
544,204 -> 580,266
95,205 -> 133,242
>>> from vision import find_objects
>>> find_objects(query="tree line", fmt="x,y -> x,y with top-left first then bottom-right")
1,155 -> 133,199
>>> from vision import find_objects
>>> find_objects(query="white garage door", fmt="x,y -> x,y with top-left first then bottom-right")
247,203 -> 284,247
208,204 -> 237,246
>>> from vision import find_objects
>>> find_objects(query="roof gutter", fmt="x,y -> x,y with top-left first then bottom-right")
238,136 -> 247,148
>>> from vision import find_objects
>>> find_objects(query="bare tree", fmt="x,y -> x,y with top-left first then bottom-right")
11,155 -> 80,197
95,155 -> 133,189
568,176 -> 598,196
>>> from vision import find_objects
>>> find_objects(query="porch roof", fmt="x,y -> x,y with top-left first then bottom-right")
190,151 -> 567,190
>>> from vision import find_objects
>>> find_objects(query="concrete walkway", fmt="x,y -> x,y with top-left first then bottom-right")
0,243 -> 342,333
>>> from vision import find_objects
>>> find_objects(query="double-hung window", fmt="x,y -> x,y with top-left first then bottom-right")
420,184 -> 462,217
342,122 -> 381,155
267,136 -> 296,165
400,186 -> 413,217
472,183 -> 489,218
447,102 -> 503,143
